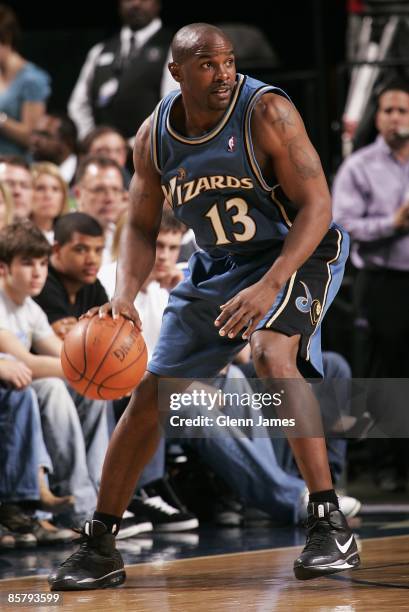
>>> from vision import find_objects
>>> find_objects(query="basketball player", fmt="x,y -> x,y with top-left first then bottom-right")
49,23 -> 360,590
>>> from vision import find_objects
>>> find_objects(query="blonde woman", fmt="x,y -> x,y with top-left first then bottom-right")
30,162 -> 70,243
0,181 -> 14,229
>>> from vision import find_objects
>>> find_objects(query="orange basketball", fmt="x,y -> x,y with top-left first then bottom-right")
61,315 -> 148,400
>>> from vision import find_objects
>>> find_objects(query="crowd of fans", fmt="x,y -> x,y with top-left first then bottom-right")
1,1 -> 408,553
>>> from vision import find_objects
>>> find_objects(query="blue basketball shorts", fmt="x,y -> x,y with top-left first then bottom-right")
148,227 -> 349,379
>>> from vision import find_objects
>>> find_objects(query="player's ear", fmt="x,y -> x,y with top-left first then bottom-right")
168,61 -> 182,83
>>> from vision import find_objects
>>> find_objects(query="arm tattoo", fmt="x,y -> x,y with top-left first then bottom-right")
270,101 -> 295,142
288,141 -> 321,180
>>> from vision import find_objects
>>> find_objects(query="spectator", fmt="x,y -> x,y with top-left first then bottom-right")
81,125 -> 131,187
0,4 -> 50,156
0,155 -> 32,219
30,162 -> 70,243
34,212 -> 107,340
30,113 -> 78,186
0,220 -> 111,528
0,180 -> 13,228
333,79 -> 409,378
0,356 -> 75,546
74,155 -> 127,263
81,126 -> 129,168
68,0 -> 174,141
333,78 -> 409,491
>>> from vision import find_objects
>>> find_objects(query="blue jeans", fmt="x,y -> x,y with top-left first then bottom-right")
0,386 -> 52,502
33,378 -> 111,516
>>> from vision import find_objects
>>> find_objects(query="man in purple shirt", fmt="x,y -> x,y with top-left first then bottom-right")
333,79 -> 409,490
333,79 -> 409,377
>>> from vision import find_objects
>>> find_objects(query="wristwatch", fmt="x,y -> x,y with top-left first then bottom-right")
0,112 -> 7,125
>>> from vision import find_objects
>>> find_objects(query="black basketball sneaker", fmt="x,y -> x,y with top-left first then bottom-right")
294,502 -> 360,580
48,520 -> 125,591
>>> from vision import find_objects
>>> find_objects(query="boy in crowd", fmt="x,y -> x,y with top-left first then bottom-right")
0,221 -> 110,529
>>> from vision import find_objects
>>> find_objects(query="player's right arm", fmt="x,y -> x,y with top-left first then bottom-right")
100,117 -> 165,325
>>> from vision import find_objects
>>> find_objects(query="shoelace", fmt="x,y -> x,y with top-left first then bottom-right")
143,495 -> 178,515
303,517 -> 337,552
59,529 -> 93,567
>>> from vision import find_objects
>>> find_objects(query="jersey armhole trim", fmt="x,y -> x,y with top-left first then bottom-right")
150,99 -> 164,174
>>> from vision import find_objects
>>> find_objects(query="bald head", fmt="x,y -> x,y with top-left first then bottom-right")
171,23 -> 233,64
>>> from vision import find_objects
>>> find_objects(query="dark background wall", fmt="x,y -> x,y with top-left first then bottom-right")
10,0 -> 348,170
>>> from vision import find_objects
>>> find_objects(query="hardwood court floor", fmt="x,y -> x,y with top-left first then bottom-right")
1,534 -> 408,612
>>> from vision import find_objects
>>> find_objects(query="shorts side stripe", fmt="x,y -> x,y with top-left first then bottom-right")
265,271 -> 297,328
306,228 -> 343,360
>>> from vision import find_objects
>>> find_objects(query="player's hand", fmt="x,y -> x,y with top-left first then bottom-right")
52,317 -> 78,340
214,279 -> 279,340
0,359 -> 32,389
98,299 -> 142,330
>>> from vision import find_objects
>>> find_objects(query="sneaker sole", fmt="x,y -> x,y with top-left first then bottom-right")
49,568 -> 126,591
153,518 -> 199,532
116,521 -> 153,540
294,553 -> 361,580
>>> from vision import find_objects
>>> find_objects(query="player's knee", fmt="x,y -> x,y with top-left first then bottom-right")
252,341 -> 295,379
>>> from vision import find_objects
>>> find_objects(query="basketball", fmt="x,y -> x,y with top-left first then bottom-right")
61,315 -> 148,400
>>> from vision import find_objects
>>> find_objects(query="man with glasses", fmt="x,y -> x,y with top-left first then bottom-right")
74,155 -> 127,264
0,155 -> 33,219
29,114 -> 78,186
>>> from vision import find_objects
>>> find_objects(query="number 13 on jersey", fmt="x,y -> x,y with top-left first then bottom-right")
205,197 -> 257,245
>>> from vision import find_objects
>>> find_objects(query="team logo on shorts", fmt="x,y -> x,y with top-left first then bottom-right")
295,281 -> 322,325
310,299 -> 322,325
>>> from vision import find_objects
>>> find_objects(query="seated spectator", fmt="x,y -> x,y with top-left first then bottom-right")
29,113 -> 78,186
0,356 -> 75,546
80,125 -> 131,187
30,162 -> 70,243
0,155 -> 32,219
74,155 -> 127,263
0,180 -> 13,229
34,212 -> 107,340
0,220 -> 111,529
0,5 -> 50,156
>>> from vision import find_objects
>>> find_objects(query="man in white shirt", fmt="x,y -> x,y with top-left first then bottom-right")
68,0 -> 175,142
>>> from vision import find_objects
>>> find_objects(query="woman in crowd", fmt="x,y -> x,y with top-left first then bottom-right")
0,4 -> 50,156
30,162 -> 69,243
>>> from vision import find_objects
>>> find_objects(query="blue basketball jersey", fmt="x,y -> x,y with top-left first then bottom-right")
151,74 -> 311,256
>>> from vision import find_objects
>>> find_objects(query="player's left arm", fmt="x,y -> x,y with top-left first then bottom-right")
255,92 -> 332,285
215,93 -> 332,340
